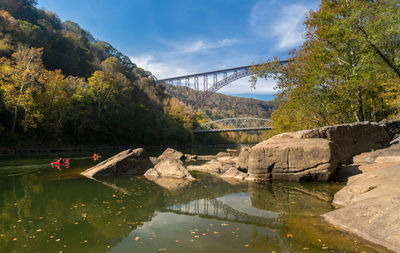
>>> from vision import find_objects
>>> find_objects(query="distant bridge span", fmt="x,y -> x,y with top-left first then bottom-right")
156,60 -> 287,107
193,117 -> 272,133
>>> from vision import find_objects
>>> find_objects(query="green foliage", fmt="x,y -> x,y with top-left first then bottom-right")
251,0 -> 400,138
0,5 -> 203,146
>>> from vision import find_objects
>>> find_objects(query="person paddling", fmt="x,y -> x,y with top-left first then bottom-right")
57,157 -> 64,164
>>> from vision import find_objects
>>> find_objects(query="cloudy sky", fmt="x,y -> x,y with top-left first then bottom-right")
38,0 -> 320,100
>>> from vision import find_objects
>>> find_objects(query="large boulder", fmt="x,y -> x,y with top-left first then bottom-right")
269,122 -> 390,163
322,164 -> 400,252
158,148 -> 184,161
81,148 -> 154,178
237,138 -> 340,182
144,159 -> 194,180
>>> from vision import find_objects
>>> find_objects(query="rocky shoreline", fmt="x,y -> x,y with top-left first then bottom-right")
79,121 -> 400,251
322,138 -> 400,252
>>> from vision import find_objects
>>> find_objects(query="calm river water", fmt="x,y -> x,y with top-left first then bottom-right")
0,152 -> 378,253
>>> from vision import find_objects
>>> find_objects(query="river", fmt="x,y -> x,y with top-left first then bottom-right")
0,151 -> 378,252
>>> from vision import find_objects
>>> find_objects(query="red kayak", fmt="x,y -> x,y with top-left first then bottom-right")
51,159 -> 70,165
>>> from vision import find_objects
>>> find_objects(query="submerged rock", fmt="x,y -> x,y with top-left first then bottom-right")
147,177 -> 192,190
81,148 -> 153,178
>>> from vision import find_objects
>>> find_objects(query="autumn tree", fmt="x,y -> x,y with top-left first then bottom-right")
251,0 -> 400,137
0,47 -> 44,134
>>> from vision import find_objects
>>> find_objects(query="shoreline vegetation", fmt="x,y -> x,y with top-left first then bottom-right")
0,143 -> 243,157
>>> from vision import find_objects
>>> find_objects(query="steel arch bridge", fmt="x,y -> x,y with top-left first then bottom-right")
193,117 -> 272,133
155,60 -> 287,107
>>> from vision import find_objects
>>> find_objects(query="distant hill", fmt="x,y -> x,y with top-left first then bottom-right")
163,83 -> 278,120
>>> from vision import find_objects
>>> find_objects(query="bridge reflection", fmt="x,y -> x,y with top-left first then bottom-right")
162,197 -> 283,229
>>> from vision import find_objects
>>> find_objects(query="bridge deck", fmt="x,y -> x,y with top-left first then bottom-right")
193,127 -> 272,133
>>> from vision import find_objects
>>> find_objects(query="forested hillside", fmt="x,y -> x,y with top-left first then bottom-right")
251,0 -> 400,138
0,0 -> 204,145
163,83 -> 277,119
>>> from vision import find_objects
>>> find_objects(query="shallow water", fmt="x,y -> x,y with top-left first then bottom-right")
0,153 -> 378,252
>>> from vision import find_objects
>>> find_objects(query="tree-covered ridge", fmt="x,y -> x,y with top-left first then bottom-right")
163,83 -> 277,120
0,0 -> 204,145
0,0 -> 149,78
251,0 -> 400,138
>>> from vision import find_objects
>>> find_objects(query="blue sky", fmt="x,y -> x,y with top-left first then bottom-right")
38,0 -> 320,100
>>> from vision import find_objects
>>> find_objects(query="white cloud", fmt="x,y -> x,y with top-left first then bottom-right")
130,54 -> 189,79
163,38 -> 239,53
250,1 -> 314,50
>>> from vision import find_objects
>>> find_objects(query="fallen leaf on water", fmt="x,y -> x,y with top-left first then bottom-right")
83,240 -> 88,243
12,238 -> 17,241
82,213 -> 87,218
134,237 -> 140,241
213,231 -> 219,234
36,229 -> 42,232
175,240 -> 179,243
115,211 -> 122,215
272,229 -> 276,233
194,235 -> 199,238
286,234 -> 293,238
243,245 -> 249,247
74,222 -> 79,225
221,223 -> 229,226
56,239 -> 61,242
17,220 -> 22,223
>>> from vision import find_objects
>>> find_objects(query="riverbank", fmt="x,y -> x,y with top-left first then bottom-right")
0,143 -> 244,157
322,137 -> 400,252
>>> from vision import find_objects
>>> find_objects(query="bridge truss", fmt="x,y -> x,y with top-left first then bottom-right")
155,61 -> 287,107
193,117 -> 272,133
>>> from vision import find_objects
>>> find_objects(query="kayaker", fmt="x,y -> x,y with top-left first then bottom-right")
57,158 -> 64,164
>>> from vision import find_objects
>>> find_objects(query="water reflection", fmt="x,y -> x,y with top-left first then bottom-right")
0,157 -> 378,253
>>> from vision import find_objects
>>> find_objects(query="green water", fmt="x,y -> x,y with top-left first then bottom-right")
0,153 -> 379,253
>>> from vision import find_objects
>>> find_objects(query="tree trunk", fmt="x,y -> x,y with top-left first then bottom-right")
11,106 -> 18,135
358,26 -> 400,79
371,98 -> 376,122
356,86 -> 365,121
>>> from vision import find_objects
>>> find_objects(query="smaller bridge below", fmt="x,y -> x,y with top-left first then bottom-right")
193,117 -> 272,133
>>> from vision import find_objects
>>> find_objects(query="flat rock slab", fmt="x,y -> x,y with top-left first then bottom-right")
81,148 -> 153,178
322,165 -> 400,252
187,161 -> 234,175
